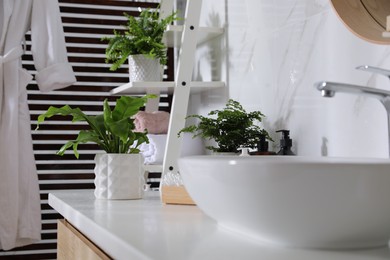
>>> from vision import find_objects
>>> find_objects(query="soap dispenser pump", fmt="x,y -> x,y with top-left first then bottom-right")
276,130 -> 295,155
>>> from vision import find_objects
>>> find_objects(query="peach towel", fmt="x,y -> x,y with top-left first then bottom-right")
134,111 -> 170,134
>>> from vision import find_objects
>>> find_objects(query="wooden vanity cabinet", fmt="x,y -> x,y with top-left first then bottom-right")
57,219 -> 112,260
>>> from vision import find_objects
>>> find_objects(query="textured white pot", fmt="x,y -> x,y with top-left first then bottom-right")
128,54 -> 162,82
94,153 -> 145,200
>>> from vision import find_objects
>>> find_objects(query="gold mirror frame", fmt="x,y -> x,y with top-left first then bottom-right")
331,0 -> 390,44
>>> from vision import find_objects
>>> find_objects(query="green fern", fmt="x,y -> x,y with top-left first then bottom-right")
179,99 -> 273,153
103,8 -> 178,71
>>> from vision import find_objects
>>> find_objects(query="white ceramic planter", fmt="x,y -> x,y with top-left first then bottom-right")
94,153 -> 145,200
128,54 -> 162,82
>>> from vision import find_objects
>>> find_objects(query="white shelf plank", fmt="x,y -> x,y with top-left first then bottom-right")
111,82 -> 173,95
164,25 -> 224,47
110,81 -> 225,95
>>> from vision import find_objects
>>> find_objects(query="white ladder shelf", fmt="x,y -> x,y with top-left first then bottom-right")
110,0 -> 224,202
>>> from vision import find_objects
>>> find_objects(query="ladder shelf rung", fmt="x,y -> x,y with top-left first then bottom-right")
111,81 -> 225,95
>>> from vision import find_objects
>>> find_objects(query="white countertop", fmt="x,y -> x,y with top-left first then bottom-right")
49,190 -> 390,260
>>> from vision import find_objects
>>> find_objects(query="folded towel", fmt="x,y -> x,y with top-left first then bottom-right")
140,134 -> 167,164
140,133 -> 203,165
134,111 -> 170,134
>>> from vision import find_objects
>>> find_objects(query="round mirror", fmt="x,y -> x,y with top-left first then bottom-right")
331,0 -> 390,44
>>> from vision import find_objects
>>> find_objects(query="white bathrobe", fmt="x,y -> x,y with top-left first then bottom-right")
0,0 -> 76,250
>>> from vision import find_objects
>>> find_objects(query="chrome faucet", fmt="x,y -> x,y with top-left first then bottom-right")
315,81 -> 390,156
356,65 -> 390,79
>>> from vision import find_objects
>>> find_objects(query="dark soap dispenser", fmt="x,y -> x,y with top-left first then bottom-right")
276,130 -> 295,155
250,134 -> 276,155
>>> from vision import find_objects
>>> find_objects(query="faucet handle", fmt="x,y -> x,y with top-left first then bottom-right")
356,65 -> 390,79
237,147 -> 251,157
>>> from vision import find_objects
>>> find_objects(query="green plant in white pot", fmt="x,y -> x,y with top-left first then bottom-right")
36,95 -> 155,200
103,8 -> 178,82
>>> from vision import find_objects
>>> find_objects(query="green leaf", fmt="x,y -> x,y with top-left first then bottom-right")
36,105 -> 87,129
57,130 -> 103,158
56,141 -> 75,157
133,132 -> 149,147
112,96 -> 146,120
103,99 -> 128,143
109,118 -> 131,144
89,114 -> 106,137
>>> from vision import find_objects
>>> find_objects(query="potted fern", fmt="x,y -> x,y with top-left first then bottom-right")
36,95 -> 155,200
179,99 -> 272,153
103,8 -> 178,82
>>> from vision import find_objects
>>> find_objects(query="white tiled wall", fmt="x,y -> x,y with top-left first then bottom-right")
190,0 -> 390,158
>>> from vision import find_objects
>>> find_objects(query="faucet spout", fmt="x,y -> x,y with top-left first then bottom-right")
356,65 -> 390,79
315,81 -> 390,157
315,81 -> 390,101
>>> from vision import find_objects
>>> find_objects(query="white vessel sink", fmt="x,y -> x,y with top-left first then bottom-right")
178,155 -> 390,249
